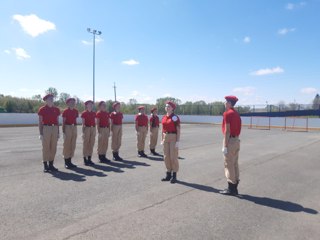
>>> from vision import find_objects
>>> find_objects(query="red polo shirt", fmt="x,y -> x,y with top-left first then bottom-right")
222,108 -> 241,136
96,111 -> 110,127
81,110 -> 96,127
150,115 -> 160,128
162,114 -> 180,133
110,112 -> 123,125
62,108 -> 79,125
135,114 -> 148,127
38,105 -> 60,125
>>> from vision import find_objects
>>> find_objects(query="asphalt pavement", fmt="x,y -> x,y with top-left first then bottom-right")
0,124 -> 319,240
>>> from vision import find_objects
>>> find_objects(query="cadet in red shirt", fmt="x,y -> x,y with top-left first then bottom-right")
96,101 -> 111,163
149,107 -> 160,156
62,98 -> 79,169
81,100 -> 96,166
38,94 -> 60,172
135,106 -> 149,158
110,101 -> 124,161
161,101 -> 181,184
220,95 -> 242,196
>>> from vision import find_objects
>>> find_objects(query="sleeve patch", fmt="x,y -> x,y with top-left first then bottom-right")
172,116 -> 178,122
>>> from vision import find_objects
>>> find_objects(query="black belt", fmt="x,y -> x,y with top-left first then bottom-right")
85,125 -> 96,127
43,124 -> 58,126
165,132 -> 177,134
138,125 -> 147,127
230,135 -> 239,138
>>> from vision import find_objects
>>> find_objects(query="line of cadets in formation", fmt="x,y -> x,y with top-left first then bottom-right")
38,94 -> 241,194
38,94 -> 181,184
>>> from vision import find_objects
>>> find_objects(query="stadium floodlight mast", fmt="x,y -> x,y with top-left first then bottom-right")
87,28 -> 102,108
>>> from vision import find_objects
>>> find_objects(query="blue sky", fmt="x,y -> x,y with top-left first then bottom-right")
1,0 -> 319,105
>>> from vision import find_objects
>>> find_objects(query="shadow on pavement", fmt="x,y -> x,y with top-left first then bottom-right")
147,156 -> 163,161
177,181 -> 219,193
121,159 -> 151,167
70,166 -> 107,177
238,194 -> 318,214
92,163 -> 124,173
49,171 -> 86,182
107,161 -> 136,169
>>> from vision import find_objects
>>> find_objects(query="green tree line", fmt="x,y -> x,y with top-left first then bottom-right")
1,88 -> 319,115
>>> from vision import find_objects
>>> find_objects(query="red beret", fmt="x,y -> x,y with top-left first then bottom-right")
112,101 -> 120,109
84,100 -> 94,106
138,106 -> 145,110
151,107 -> 157,113
166,101 -> 176,110
66,98 -> 75,104
98,101 -> 106,107
225,95 -> 239,103
43,94 -> 54,101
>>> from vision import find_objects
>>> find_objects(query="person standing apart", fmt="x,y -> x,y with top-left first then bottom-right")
96,101 -> 111,163
38,94 -> 60,172
135,106 -> 148,158
81,100 -> 96,166
161,101 -> 181,184
149,107 -> 160,156
110,102 -> 124,161
62,98 -> 78,169
220,95 -> 242,196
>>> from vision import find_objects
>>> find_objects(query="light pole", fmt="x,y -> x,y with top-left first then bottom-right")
87,28 -> 102,107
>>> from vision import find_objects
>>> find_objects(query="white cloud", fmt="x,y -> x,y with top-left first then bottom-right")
13,14 -> 56,37
81,36 -> 103,45
243,36 -> 251,43
300,87 -> 317,94
286,2 -> 306,10
278,28 -> 296,35
250,66 -> 284,76
233,87 -> 256,96
4,49 -> 11,55
122,59 -> 140,66
12,48 -> 31,60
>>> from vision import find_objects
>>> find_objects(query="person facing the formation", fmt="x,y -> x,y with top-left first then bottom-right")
81,100 -> 96,166
220,95 -> 242,196
149,107 -> 160,156
96,101 -> 111,163
161,101 -> 181,184
135,106 -> 149,158
38,94 -> 61,172
62,97 -> 78,169
110,101 -> 124,161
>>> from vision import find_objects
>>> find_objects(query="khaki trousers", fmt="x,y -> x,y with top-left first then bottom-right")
83,127 -> 96,157
63,125 -> 77,159
111,125 -> 122,152
42,125 -> 58,162
137,126 -> 148,151
224,137 -> 240,184
149,127 -> 159,150
163,133 -> 179,172
97,127 -> 110,155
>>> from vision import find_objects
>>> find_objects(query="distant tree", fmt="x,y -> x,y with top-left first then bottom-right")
288,103 -> 299,111
128,99 -> 138,105
45,87 -> 58,100
312,94 -> 320,110
32,94 -> 42,101
59,92 -> 71,103
4,99 -> 16,113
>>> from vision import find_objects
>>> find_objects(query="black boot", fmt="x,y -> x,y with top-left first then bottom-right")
235,180 -> 239,195
141,151 -> 148,158
68,158 -> 77,168
219,182 -> 237,196
151,149 -> 160,156
99,154 -> 105,162
170,172 -> 177,184
84,157 -> 89,166
65,158 -> 72,169
138,151 -> 143,157
114,152 -> 123,161
48,161 -> 58,172
43,161 -> 49,173
87,156 -> 95,166
99,154 -> 110,163
161,171 -> 172,182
